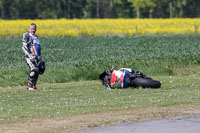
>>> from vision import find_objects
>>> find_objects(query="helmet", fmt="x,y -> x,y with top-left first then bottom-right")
39,61 -> 46,75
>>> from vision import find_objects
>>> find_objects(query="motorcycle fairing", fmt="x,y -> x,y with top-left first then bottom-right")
110,70 -> 129,88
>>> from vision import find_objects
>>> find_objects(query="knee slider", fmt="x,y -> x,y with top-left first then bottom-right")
29,68 -> 39,79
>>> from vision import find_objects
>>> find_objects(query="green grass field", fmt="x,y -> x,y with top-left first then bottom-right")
0,76 -> 200,123
0,35 -> 200,87
1,35 -> 200,132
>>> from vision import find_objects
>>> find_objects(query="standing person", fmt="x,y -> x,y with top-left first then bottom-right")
22,23 -> 45,90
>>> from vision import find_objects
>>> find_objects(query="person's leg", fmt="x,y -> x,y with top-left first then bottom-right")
33,74 -> 39,89
26,58 -> 39,90
28,68 -> 39,89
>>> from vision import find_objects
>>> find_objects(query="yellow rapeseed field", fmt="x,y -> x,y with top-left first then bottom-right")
0,18 -> 199,37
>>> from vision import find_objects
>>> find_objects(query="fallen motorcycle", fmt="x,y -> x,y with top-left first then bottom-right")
99,67 -> 161,89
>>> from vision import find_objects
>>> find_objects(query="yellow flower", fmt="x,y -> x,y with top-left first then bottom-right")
0,18 -> 199,37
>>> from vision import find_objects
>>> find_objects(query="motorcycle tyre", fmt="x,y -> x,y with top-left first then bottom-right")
131,78 -> 161,89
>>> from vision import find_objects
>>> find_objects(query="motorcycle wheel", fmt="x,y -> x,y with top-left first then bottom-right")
131,77 -> 161,88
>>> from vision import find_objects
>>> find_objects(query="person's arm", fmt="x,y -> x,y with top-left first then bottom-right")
22,33 -> 35,60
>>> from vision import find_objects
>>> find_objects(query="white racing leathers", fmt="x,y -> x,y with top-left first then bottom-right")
22,32 -> 42,89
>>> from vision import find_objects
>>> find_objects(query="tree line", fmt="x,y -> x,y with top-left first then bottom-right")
0,0 -> 200,19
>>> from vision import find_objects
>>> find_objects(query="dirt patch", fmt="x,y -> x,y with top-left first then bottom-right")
0,104 -> 200,133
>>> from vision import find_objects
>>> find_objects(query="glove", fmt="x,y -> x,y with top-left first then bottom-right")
29,55 -> 36,62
